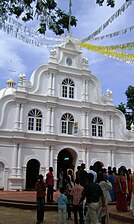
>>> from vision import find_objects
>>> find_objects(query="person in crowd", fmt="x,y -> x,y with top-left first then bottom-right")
35,174 -> 46,224
108,166 -> 112,173
130,172 -> 134,216
66,169 -> 74,189
65,169 -> 74,220
107,170 -> 116,202
113,167 -> 117,176
87,165 -> 97,183
58,168 -> 64,190
57,187 -> 68,224
70,179 -> 84,224
114,167 -> 128,212
97,169 -> 112,224
128,168 -> 132,201
75,165 -> 81,181
46,167 -> 54,203
79,163 -> 88,188
79,173 -> 105,224
120,166 -> 132,202
79,163 -> 88,219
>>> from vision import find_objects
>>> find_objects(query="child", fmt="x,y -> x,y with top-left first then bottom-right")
57,187 -> 68,224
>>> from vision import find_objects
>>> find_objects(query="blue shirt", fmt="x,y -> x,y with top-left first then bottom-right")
57,194 -> 68,209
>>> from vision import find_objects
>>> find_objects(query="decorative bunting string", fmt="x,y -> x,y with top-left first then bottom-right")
90,25 -> 134,41
0,2 -> 134,65
79,41 -> 134,51
0,21 -> 56,48
81,0 -> 133,42
0,16 -> 63,42
79,41 -> 134,64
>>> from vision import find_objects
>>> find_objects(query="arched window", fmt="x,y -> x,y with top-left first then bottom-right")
61,113 -> 74,134
28,109 -> 42,131
91,117 -> 103,137
62,78 -> 74,99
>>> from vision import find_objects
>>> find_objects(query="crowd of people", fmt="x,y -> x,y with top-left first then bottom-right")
35,164 -> 134,224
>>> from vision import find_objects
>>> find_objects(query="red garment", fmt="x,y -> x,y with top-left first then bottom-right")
114,175 -> 127,211
46,171 -> 54,186
35,180 -> 46,198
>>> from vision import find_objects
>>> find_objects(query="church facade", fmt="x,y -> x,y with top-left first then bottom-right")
0,38 -> 134,191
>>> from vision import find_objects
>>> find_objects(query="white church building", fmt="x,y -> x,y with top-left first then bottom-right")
0,38 -> 134,191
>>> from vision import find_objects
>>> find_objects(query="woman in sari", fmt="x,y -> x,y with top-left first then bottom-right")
114,167 -> 128,212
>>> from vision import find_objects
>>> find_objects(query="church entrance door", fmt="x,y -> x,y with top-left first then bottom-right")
26,159 -> 40,190
57,148 -> 76,188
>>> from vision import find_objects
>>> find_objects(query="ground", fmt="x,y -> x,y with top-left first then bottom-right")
0,206 -> 128,224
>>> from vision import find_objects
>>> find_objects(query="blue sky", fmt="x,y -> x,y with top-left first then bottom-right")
0,0 -> 134,106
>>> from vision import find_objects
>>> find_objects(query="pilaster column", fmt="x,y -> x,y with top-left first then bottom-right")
45,147 -> 50,172
50,146 -> 54,167
53,156 -> 57,189
17,144 -> 22,177
51,108 -> 55,134
4,167 -> 9,190
85,149 -> 89,170
22,166 -> 26,189
82,80 -> 86,101
111,149 -> 115,167
20,104 -> 24,131
85,80 -> 89,101
110,115 -> 114,138
46,108 -> 51,133
52,74 -> 55,96
85,112 -> 89,137
14,103 -> 20,130
82,112 -> 86,136
11,143 -> 18,177
48,74 -> 52,95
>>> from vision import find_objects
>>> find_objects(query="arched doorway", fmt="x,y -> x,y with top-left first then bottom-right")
57,148 -> 76,188
0,162 -> 4,190
93,161 -> 104,173
26,159 -> 40,190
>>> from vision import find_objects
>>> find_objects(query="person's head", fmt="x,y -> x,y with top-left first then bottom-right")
128,169 -> 131,174
59,187 -> 65,194
49,167 -> 53,172
75,178 -> 80,185
118,167 -> 124,176
68,169 -> 73,176
77,166 -> 81,171
113,167 -> 117,174
101,168 -> 107,178
108,166 -> 112,171
38,174 -> 44,181
90,165 -> 94,171
81,163 -> 85,170
87,173 -> 94,183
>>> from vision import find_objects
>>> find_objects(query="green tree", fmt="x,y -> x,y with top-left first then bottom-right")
117,85 -> 134,130
0,0 -> 128,35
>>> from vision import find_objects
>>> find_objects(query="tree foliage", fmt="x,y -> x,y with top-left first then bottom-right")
117,85 -> 134,130
0,0 -> 129,35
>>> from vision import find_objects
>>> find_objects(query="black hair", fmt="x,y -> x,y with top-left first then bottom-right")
38,174 -> 44,180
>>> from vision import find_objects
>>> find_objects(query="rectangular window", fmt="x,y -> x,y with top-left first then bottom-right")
62,86 -> 67,97
28,118 -> 34,130
68,122 -> 73,134
62,121 -> 67,133
92,125 -> 96,136
36,118 -> 41,131
69,87 -> 74,98
98,125 -> 103,137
